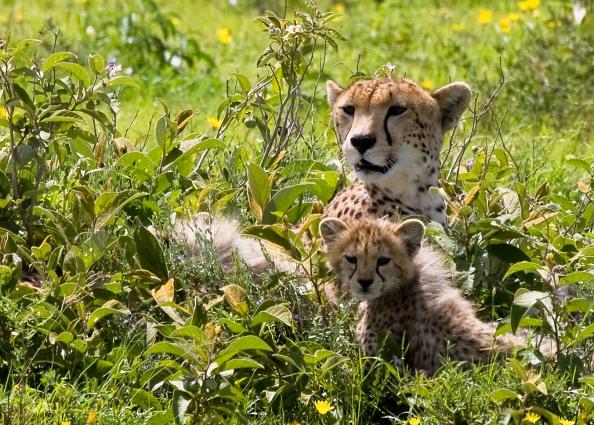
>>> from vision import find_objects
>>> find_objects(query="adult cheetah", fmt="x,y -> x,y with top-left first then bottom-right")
324,78 -> 471,227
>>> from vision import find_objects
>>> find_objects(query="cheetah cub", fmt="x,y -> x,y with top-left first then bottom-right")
320,217 -> 514,374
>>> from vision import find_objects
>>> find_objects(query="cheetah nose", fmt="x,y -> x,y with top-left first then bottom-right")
358,278 -> 373,290
351,135 -> 376,154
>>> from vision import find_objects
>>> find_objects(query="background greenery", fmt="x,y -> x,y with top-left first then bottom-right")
0,0 -> 593,424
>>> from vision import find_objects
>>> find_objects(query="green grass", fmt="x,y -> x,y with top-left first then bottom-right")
0,0 -> 593,424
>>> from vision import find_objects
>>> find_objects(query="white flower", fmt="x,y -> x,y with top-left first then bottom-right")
285,24 -> 303,34
228,0 -> 237,5
170,55 -> 182,68
85,26 -> 96,36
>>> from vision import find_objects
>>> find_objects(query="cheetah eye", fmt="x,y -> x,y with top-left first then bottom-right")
377,257 -> 390,266
345,255 -> 357,264
342,105 -> 355,116
387,105 -> 408,117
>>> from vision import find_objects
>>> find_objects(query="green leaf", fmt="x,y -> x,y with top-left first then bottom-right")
134,226 -> 168,282
489,388 -> 519,404
55,332 -> 74,344
513,290 -> 550,308
0,171 -> 10,197
115,152 -> 158,181
576,323 -> 594,343
147,410 -> 174,425
304,349 -> 335,364
218,335 -> 273,360
43,52 -> 76,72
94,191 -> 146,230
170,326 -> 207,342
220,357 -> 264,371
107,75 -> 139,87
222,284 -> 249,316
487,244 -> 530,263
145,342 -> 187,358
560,271 -> 594,285
246,163 -> 270,222
565,298 -> 592,314
130,388 -> 162,410
503,261 -> 542,279
155,115 -> 172,154
87,301 -> 130,330
242,224 -> 293,253
263,182 -> 316,223
12,84 -> 34,109
172,390 -> 190,425
251,303 -> 293,327
233,73 -> 251,93
89,53 -> 105,74
54,62 -> 91,87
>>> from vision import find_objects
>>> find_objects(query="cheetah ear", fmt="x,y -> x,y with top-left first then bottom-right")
395,219 -> 425,256
326,80 -> 344,105
432,82 -> 471,132
320,218 -> 348,245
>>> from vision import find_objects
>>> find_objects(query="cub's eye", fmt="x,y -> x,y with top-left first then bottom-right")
345,255 -> 357,264
387,105 -> 408,117
341,105 -> 355,116
377,257 -> 390,266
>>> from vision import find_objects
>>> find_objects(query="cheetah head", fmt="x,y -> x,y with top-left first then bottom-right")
327,78 -> 471,182
320,217 -> 425,300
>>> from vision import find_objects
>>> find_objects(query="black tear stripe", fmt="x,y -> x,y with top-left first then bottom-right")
384,112 -> 393,146
349,265 -> 357,280
376,267 -> 386,282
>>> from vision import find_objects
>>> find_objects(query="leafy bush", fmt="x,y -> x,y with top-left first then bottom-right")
1,1 -> 593,424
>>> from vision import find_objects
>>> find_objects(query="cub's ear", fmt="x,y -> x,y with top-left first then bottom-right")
431,82 -> 471,132
394,219 -> 425,256
326,80 -> 344,105
320,218 -> 348,245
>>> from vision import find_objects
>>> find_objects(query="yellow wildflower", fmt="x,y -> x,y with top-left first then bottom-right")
524,411 -> 540,424
478,9 -> 493,24
421,80 -> 434,90
217,27 -> 232,45
207,116 -> 222,129
560,419 -> 574,425
499,16 -> 512,33
287,421 -> 301,425
452,23 -> 465,32
409,417 -> 422,425
61,422 -> 71,425
438,7 -> 450,15
518,0 -> 539,11
86,410 -> 98,425
314,400 -> 334,415
171,16 -> 183,28
507,12 -> 520,21
333,3 -> 346,14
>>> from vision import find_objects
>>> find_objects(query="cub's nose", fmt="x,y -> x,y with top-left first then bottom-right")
350,135 -> 376,154
358,278 -> 373,290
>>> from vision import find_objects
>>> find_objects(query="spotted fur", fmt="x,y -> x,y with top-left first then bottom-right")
320,217 -> 552,374
324,78 -> 471,227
